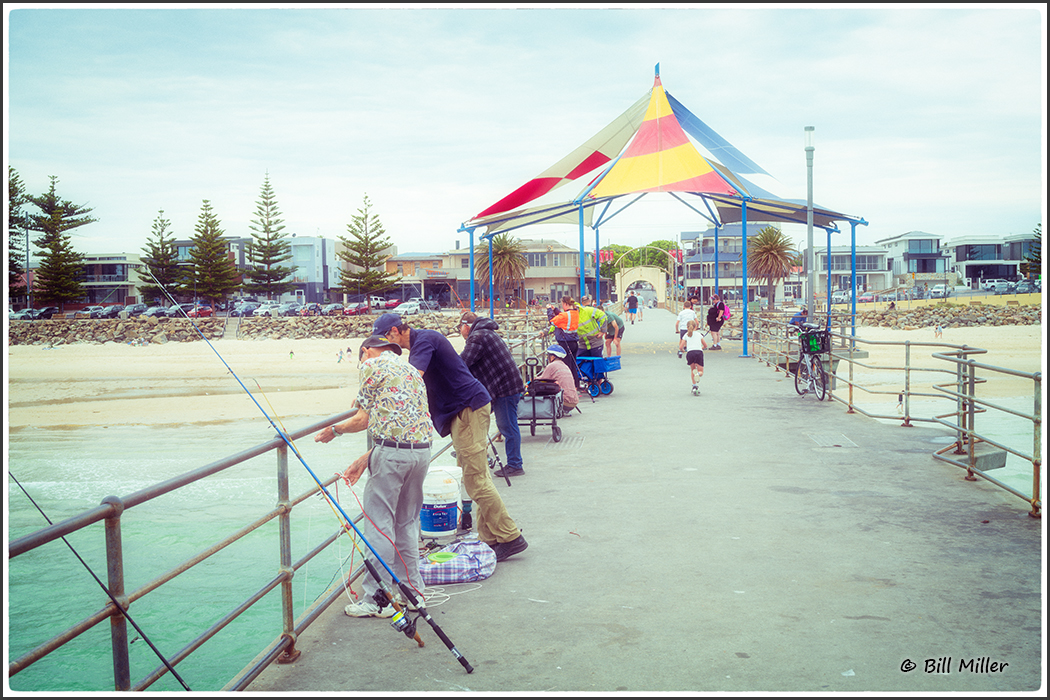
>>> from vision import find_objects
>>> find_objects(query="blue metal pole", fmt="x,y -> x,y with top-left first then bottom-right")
488,238 -> 495,319
714,225 -> 720,296
469,229 -> 475,313
850,220 -> 858,344
595,227 -> 601,304
740,203 -> 750,358
578,205 -> 586,300
827,227 -> 833,322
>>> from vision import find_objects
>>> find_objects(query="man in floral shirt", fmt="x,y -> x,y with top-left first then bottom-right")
314,335 -> 433,617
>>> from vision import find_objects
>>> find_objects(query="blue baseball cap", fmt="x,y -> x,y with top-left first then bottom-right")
372,313 -> 403,337
546,344 -> 566,358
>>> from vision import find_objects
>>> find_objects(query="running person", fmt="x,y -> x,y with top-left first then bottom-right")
678,319 -> 708,395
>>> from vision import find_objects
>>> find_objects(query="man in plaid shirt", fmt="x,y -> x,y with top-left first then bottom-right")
459,312 -> 527,478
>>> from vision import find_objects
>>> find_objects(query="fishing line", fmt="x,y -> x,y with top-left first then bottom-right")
146,272 -> 472,672
9,471 -> 192,692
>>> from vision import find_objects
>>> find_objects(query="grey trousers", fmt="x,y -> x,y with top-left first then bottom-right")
359,444 -> 431,599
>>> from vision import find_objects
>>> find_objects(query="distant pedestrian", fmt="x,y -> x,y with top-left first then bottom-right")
678,319 -> 708,396
935,324 -> 943,338
289,350 -> 294,360
625,292 -> 639,324
707,294 -> 727,350
337,349 -> 344,363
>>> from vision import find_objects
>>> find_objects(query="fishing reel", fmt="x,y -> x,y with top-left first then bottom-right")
371,589 -> 419,639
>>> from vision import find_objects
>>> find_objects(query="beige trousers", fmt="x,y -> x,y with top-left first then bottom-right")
450,403 -> 521,544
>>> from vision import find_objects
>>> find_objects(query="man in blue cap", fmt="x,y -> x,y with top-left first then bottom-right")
372,313 -> 528,562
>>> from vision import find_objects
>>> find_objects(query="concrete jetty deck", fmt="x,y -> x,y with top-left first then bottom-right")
247,309 -> 1043,694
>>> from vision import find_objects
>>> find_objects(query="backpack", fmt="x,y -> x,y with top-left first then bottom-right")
723,305 -> 732,320
528,378 -> 561,396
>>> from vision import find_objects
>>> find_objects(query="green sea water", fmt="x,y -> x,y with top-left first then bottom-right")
7,422 -> 374,693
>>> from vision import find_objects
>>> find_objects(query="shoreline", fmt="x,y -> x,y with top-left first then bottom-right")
6,324 -> 1043,430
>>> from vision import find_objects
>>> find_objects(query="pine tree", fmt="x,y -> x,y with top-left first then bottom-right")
26,176 -> 95,307
137,210 -> 180,305
336,194 -> 400,307
187,200 -> 240,306
242,174 -> 296,300
8,167 -> 29,303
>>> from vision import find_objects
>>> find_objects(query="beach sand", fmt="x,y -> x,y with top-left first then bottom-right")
5,325 -> 1043,430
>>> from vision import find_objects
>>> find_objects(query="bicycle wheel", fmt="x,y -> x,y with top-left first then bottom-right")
812,359 -> 827,401
794,354 -> 810,395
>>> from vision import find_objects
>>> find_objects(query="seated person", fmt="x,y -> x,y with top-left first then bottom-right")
531,344 -> 579,411
789,307 -> 808,327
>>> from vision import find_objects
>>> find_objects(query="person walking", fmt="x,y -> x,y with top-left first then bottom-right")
678,319 -> 708,395
625,291 -> 639,324
707,294 -> 728,350
459,312 -> 527,478
372,313 -> 528,562
314,335 -> 433,617
675,301 -> 698,358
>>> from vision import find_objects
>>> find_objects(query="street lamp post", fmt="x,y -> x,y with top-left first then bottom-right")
805,126 -> 815,315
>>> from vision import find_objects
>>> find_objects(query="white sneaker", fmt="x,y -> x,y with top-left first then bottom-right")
344,599 -> 394,618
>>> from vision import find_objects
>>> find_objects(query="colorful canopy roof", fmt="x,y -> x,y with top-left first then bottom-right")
586,75 -> 738,199
461,68 -> 861,234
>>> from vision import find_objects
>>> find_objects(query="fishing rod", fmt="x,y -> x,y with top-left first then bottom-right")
148,273 -> 474,673
9,471 -> 193,691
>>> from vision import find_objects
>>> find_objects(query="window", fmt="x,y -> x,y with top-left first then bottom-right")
961,245 -> 999,261
461,257 -> 470,268
526,252 -> 547,267
907,239 -> 938,254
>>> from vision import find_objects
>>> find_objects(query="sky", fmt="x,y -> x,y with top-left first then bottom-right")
4,4 -> 1046,263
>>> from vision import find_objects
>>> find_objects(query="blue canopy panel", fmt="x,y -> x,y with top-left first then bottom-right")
666,91 -> 771,177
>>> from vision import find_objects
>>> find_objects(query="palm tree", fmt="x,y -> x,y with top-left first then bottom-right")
747,226 -> 797,311
474,233 -> 528,308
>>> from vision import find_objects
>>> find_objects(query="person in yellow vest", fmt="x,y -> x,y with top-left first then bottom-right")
575,296 -> 609,360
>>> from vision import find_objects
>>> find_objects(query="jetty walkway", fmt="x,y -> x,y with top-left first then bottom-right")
246,308 -> 1042,694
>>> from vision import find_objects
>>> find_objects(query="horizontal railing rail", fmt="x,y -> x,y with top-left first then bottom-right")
747,312 -> 1041,518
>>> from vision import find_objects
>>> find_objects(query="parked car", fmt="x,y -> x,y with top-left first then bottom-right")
929,284 -> 950,299
342,302 -> 367,316
278,302 -> 303,317
1014,280 -> 1036,294
123,303 -> 148,317
143,305 -> 169,318
393,300 -> 421,316
419,300 -> 441,312
321,303 -> 344,316
186,304 -> 213,318
830,290 -> 851,304
384,298 -> 401,310
980,278 -> 1008,291
166,303 -> 196,318
857,293 -> 875,303
230,302 -> 261,316
29,306 -> 60,319
9,308 -> 34,320
992,281 -> 1012,295
298,303 -> 323,317
253,302 -> 282,317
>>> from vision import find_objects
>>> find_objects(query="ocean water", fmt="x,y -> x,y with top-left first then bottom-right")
7,422 -> 379,693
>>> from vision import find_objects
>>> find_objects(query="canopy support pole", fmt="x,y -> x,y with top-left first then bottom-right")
850,220 -> 859,347
469,229 -> 476,313
739,201 -> 750,358
578,205 -> 586,301
488,237 -> 495,319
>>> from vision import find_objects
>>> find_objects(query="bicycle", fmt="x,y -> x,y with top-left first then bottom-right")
793,322 -> 829,401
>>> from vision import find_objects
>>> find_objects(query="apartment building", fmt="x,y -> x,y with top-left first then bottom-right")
943,233 -> 1039,286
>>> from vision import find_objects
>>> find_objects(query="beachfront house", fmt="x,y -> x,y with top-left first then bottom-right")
943,233 -> 1040,287
681,223 -> 774,305
875,231 -> 952,291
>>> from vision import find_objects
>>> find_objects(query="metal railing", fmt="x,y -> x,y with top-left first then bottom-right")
747,312 -> 1042,518
9,332 -> 553,692
8,410 -> 387,692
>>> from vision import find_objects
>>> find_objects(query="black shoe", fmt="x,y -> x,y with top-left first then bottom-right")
493,535 -> 528,562
459,512 -> 473,531
493,466 -> 524,478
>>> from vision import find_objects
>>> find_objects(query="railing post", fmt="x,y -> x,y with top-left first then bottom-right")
1031,374 -> 1042,519
275,443 -> 300,664
102,495 -> 131,691
901,341 -> 913,427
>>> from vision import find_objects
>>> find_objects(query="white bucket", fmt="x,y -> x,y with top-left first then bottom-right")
420,469 -> 460,539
